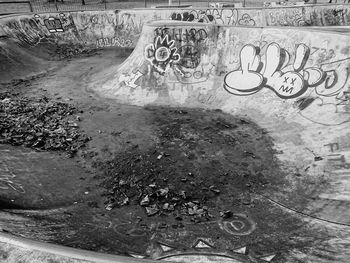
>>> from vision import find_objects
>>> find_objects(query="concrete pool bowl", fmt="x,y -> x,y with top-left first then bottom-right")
0,5 -> 350,263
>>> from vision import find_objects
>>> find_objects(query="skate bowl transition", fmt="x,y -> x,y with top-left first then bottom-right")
1,4 -> 350,263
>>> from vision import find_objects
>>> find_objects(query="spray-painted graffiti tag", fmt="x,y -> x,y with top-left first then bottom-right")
224,43 -> 326,99
155,27 -> 207,44
218,213 -> 256,236
145,36 -> 180,73
96,37 -> 132,48
170,9 -> 257,26
119,71 -> 144,88
34,13 -> 69,33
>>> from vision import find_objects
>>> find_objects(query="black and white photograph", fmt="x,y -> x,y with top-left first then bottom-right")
0,0 -> 349,262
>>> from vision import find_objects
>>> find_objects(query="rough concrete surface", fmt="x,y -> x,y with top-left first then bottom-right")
0,5 -> 350,263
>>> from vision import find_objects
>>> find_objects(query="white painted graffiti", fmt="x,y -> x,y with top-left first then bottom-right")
224,43 -> 328,99
96,37 -> 132,48
119,71 -> 144,88
218,213 -> 256,236
34,13 -> 70,33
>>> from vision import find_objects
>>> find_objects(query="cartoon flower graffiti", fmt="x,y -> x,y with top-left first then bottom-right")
145,35 -> 180,73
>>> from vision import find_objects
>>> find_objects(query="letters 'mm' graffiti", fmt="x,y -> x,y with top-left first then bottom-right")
224,43 -> 332,99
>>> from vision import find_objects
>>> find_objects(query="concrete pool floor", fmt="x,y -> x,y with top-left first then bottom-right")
0,46 -> 350,262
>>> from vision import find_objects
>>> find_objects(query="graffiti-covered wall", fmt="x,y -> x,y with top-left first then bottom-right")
1,5 -> 350,49
108,21 -> 350,129
100,21 -> 350,199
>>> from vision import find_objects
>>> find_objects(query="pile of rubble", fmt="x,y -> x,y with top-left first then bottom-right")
96,107 -> 275,222
0,94 -> 90,156
100,151 -> 215,222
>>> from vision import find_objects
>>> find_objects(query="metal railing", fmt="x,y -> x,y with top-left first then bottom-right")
20,0 -> 239,13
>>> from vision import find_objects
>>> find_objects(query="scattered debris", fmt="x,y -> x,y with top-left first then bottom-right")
95,107 -> 284,222
220,210 -> 233,219
145,205 -> 159,216
0,94 -> 89,156
140,195 -> 150,206
314,156 -> 323,161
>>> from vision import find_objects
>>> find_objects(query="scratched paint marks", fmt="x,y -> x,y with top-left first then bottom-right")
0,155 -> 25,193
1,13 -> 78,47
1,17 -> 46,46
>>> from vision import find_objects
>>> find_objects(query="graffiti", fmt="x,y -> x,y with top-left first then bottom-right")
172,63 -> 216,84
178,45 -> 201,69
295,57 -> 350,126
209,3 -> 223,8
237,14 -> 256,26
0,163 -> 25,193
34,13 -> 68,33
297,96 -> 350,126
170,9 -> 256,26
269,9 -> 310,26
325,142 -> 350,169
224,43 -> 325,99
218,213 -> 256,236
197,92 -> 217,105
171,11 -> 196,22
155,27 -> 207,44
96,37 -> 132,48
325,142 -> 340,153
316,59 -> 350,97
87,215 -> 147,237
119,71 -> 144,88
328,154 -> 350,169
197,9 -> 237,24
145,36 -> 180,73
44,17 -> 63,33
117,13 -> 142,34
323,8 -> 350,26
90,14 -> 115,25
311,47 -> 335,57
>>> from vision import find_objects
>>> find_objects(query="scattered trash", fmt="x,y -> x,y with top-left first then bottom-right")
145,205 -> 159,216
314,156 -> 323,161
0,95 -> 89,156
95,107 -> 279,224
220,210 -> 233,219
140,195 -> 150,206
105,203 -> 114,211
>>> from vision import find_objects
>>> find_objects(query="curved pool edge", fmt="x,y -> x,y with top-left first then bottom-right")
0,231 -> 157,263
